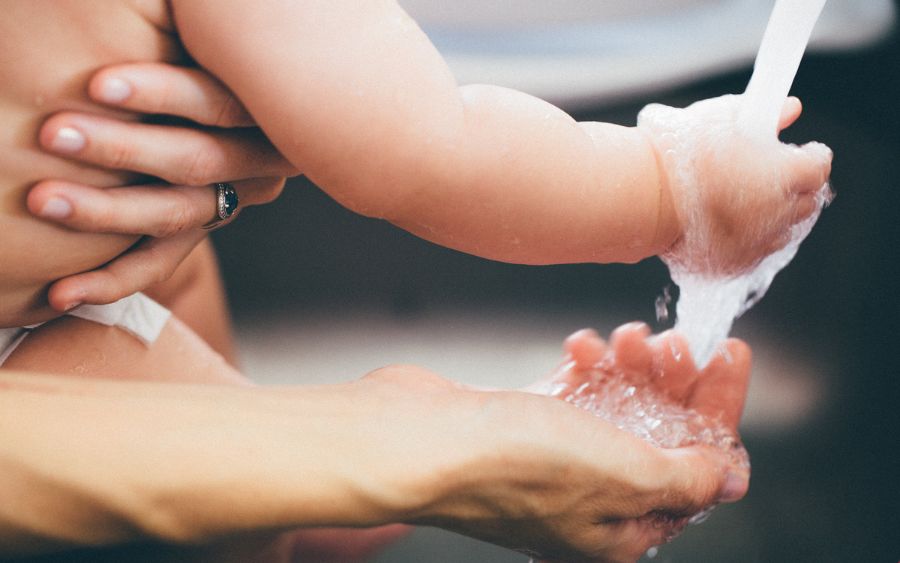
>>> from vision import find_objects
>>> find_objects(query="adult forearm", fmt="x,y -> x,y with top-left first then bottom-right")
0,372 -> 413,555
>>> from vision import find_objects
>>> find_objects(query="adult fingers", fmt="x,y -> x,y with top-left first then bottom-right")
608,323 -> 653,382
28,177 -> 285,238
89,62 -> 255,127
649,330 -> 699,403
47,230 -> 207,311
40,112 -> 299,185
526,329 -> 609,394
689,339 -> 752,430
563,328 -> 608,370
777,96 -> 802,132
655,446 -> 747,513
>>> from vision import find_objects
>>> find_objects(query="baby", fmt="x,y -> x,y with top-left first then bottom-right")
0,0 -> 820,559
2,0 -> 828,334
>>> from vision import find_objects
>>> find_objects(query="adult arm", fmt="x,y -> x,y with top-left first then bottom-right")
29,63 -> 297,311
0,363 -> 738,561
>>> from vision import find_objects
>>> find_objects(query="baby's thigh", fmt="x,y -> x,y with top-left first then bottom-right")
3,315 -> 249,386
144,239 -> 237,364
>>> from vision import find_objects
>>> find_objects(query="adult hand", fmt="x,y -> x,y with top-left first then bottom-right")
30,63 -> 299,310
550,323 -> 751,432
360,333 -> 750,562
521,323 -> 751,562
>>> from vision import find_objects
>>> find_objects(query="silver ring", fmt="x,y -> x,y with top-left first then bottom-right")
202,183 -> 239,230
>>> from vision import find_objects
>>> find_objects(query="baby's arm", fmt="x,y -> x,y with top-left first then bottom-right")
171,0 -> 674,265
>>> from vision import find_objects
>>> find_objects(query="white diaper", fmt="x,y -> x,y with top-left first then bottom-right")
0,293 -> 171,367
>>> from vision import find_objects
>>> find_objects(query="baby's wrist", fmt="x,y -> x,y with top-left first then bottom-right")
640,129 -> 682,255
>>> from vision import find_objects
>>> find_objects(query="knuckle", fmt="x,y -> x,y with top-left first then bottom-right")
144,249 -> 177,286
102,142 -> 136,170
155,190 -> 202,236
178,147 -> 222,186
155,204 -> 192,238
212,93 -> 248,127
157,195 -> 194,237
665,465 -> 718,515
107,277 -> 134,304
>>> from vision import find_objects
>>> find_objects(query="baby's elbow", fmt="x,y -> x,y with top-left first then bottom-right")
325,151 -> 457,224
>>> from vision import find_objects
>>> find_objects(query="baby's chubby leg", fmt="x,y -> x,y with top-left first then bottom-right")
143,239 -> 238,366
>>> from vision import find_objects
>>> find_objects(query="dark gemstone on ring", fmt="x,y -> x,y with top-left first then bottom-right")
221,184 -> 239,218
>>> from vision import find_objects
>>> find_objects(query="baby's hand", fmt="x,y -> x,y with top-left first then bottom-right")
638,95 -> 832,275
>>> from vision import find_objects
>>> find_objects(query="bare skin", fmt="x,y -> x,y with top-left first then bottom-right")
0,1 -> 291,325
0,2 -> 764,560
0,324 -> 748,562
2,1 -> 829,315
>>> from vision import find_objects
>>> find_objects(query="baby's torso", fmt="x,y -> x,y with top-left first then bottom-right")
0,0 -> 183,326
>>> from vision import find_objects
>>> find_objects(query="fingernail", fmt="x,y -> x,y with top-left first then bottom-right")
97,77 -> 132,104
718,473 -> 747,503
51,127 -> 86,153
39,197 -> 73,219
64,301 -> 82,312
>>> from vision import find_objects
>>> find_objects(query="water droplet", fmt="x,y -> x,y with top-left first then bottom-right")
655,285 -> 672,323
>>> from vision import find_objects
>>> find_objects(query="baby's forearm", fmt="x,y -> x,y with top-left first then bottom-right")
173,0 -> 677,265
388,84 -> 678,264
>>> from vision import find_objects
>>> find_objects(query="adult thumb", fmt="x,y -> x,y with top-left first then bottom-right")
654,447 -> 749,516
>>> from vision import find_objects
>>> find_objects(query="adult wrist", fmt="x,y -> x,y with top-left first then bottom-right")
332,371 -> 504,526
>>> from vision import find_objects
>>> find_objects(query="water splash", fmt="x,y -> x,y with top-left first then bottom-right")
655,285 -> 673,324
670,187 -> 831,365
644,0 -> 831,366
542,356 -> 749,543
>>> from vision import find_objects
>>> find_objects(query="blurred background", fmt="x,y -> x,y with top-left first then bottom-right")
206,1 -> 900,561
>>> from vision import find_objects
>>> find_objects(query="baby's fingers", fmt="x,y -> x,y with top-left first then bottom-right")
777,96 -> 803,132
793,192 -> 820,223
784,141 -> 832,195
